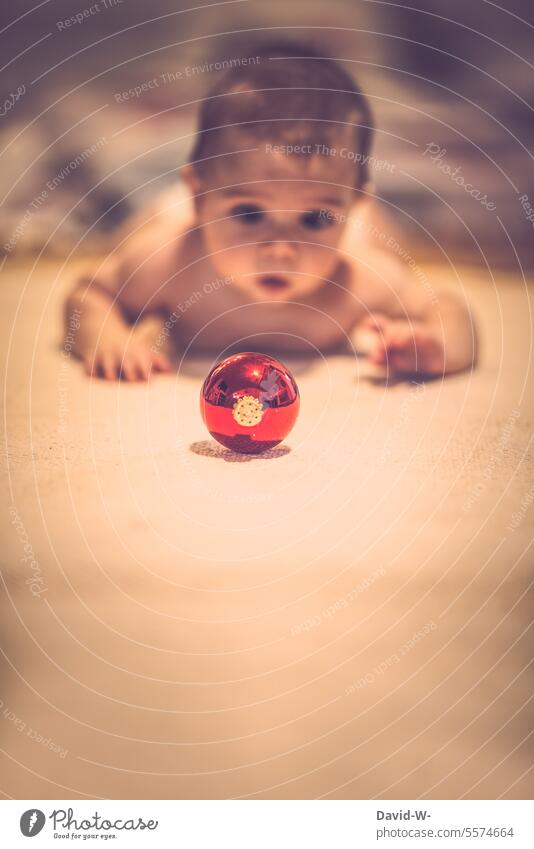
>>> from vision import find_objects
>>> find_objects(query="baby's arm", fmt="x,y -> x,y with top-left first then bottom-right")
356,245 -> 476,377
65,240 -> 171,381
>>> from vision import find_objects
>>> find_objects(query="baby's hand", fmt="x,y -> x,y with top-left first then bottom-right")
361,313 -> 445,376
85,339 -> 171,381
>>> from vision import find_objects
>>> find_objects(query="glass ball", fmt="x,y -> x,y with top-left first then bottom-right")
200,352 -> 300,454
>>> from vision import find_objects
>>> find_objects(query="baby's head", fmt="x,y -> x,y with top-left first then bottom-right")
182,42 -> 373,301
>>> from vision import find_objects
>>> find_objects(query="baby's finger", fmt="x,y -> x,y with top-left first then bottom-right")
368,338 -> 388,365
135,351 -> 153,380
412,331 -> 445,373
361,312 -> 388,332
137,360 -> 152,380
119,355 -> 140,381
99,355 -> 119,380
84,355 -> 97,377
382,323 -> 415,351
388,349 -> 418,374
151,353 -> 172,373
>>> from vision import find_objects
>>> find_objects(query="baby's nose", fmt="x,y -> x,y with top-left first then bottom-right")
258,238 -> 299,264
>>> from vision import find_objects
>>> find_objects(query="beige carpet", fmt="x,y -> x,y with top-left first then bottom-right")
1,258 -> 533,799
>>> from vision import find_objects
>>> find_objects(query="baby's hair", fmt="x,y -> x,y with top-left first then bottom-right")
188,41 -> 374,189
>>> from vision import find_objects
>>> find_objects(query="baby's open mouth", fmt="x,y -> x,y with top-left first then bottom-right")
257,275 -> 290,291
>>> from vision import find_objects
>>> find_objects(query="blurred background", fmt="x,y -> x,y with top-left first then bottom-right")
1,0 -> 533,269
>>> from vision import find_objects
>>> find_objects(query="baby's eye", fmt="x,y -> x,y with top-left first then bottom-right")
300,209 -> 335,230
230,203 -> 264,224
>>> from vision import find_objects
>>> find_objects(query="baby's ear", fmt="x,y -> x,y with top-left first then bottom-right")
180,164 -> 202,196
357,179 -> 375,201
348,180 -> 374,215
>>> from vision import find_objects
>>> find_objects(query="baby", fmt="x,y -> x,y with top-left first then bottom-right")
66,42 -> 476,380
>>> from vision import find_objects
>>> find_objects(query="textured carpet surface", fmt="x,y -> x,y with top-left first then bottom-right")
1,259 -> 532,799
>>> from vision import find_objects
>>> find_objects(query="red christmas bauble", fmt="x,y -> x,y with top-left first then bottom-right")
200,352 -> 300,454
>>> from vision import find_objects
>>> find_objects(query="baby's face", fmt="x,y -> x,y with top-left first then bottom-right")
192,148 -> 360,302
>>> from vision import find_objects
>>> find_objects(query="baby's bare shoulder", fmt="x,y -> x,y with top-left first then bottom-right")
93,184 -> 197,314
340,203 -> 417,312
